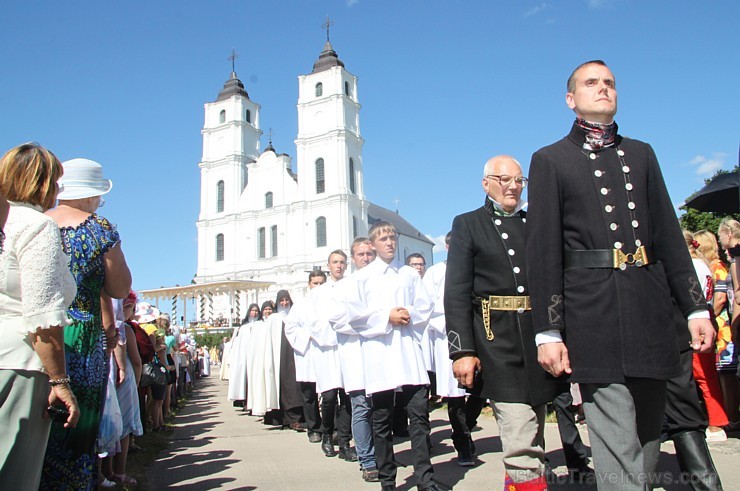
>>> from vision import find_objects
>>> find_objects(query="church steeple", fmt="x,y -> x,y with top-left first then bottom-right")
312,16 -> 345,73
217,49 -> 249,101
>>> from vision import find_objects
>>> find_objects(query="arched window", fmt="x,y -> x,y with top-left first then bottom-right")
219,110 -> 226,124
344,81 -> 350,96
216,234 -> 224,261
271,225 -> 278,257
316,217 -> 327,247
349,158 -> 355,194
315,82 -> 323,97
352,216 -> 358,239
265,191 -> 273,209
258,227 -> 266,259
315,158 -> 325,194
216,180 -> 225,213
245,109 -> 251,123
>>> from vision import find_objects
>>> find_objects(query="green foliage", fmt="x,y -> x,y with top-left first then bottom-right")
194,329 -> 233,349
679,207 -> 732,235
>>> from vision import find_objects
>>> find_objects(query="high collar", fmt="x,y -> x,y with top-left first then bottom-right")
566,120 -> 622,150
370,256 -> 402,273
485,196 -> 527,216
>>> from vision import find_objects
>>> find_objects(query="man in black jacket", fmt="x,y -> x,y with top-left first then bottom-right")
445,155 -> 559,491
525,60 -> 715,490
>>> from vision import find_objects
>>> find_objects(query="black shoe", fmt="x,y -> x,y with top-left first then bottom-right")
321,433 -> 337,457
419,483 -> 444,491
308,432 -> 322,443
381,486 -> 396,491
362,467 -> 379,482
338,445 -> 358,462
571,466 -> 594,482
457,449 -> 475,467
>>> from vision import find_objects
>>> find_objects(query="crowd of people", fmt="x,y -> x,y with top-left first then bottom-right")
1,58 -> 739,491
0,146 -> 207,489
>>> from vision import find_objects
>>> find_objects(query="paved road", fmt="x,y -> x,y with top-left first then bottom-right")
147,374 -> 740,490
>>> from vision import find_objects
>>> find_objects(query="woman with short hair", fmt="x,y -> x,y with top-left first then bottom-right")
0,143 -> 80,488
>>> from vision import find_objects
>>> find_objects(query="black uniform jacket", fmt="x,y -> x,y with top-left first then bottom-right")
525,123 -> 706,383
445,203 -> 560,405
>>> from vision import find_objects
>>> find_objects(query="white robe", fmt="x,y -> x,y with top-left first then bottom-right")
219,340 -> 232,380
330,277 -> 365,393
343,257 -> 434,395
422,261 -> 467,398
227,323 -> 251,401
246,319 -> 279,416
309,281 -> 344,393
201,349 -> 211,376
284,299 -> 316,383
267,311 -> 287,400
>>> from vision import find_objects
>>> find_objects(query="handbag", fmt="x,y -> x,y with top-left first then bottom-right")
140,358 -> 168,388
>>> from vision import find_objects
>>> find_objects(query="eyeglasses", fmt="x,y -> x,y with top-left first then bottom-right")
485,175 -> 528,188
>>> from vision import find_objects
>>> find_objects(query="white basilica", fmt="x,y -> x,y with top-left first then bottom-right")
193,38 -> 433,321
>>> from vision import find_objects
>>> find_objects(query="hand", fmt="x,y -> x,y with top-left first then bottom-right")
117,368 -> 126,386
47,384 -> 80,428
537,341 -> 571,377
389,307 -> 410,326
688,318 -> 716,353
452,355 -> 481,388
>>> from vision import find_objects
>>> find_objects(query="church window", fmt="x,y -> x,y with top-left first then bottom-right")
258,227 -> 266,259
245,109 -> 251,123
265,191 -> 273,208
315,82 -> 323,97
219,110 -> 226,124
344,81 -> 350,96
271,225 -> 278,257
316,217 -> 327,247
216,234 -> 224,261
349,158 -> 355,194
216,180 -> 225,213
315,159 -> 325,194
352,216 -> 358,238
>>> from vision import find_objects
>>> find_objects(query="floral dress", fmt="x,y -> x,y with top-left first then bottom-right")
40,214 -> 120,490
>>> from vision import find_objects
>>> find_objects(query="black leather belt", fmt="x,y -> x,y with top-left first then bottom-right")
564,246 -> 649,271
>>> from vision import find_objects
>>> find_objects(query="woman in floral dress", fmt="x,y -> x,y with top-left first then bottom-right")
40,158 -> 131,490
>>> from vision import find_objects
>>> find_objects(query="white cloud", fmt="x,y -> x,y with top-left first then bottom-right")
587,0 -> 611,9
524,2 -> 550,17
687,153 -> 727,178
426,234 -> 448,254
346,0 -> 359,6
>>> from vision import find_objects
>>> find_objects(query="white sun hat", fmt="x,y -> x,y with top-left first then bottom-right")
57,158 -> 113,200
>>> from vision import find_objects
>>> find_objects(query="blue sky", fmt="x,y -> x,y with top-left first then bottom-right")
1,0 -> 738,293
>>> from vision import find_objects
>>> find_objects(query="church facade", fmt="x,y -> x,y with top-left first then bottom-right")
194,39 -> 433,321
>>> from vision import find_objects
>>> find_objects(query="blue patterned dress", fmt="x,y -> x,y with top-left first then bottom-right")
40,214 -> 120,490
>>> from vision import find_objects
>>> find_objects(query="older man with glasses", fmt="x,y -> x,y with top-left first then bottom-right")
445,155 -> 560,491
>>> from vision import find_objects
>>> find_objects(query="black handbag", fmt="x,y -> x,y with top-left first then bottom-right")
140,358 -> 167,388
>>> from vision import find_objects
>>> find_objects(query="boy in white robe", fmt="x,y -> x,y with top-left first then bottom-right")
343,221 -> 439,491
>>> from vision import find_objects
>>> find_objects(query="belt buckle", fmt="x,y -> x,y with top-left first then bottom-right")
614,245 -> 647,270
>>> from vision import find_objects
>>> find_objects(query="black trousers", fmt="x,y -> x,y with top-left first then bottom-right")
553,389 -> 591,469
373,385 -> 434,488
447,395 -> 486,451
320,388 -> 352,445
664,349 -> 707,437
300,382 -> 321,434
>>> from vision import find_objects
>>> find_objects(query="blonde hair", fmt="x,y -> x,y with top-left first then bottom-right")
718,219 -> 740,242
368,221 -> 397,242
683,230 -> 711,270
694,230 -> 721,264
350,236 -> 372,256
0,143 -> 63,211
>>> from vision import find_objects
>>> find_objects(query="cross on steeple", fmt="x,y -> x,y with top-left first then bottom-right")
228,49 -> 239,73
321,15 -> 334,42
268,128 -> 274,146
393,197 -> 400,214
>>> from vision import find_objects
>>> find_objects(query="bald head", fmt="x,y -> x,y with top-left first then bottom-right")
481,155 -> 524,213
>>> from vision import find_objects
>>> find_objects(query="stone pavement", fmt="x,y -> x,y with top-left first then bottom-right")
147,375 -> 740,490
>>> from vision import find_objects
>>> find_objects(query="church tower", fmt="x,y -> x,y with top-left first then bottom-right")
295,35 -> 368,251
196,62 -> 262,276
